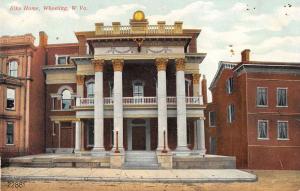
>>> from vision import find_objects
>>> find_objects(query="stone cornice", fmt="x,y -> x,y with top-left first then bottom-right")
92,59 -> 105,72
112,59 -> 124,72
175,58 -> 185,71
155,58 -> 168,71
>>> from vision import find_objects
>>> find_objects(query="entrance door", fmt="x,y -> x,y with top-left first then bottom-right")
132,126 -> 146,150
60,127 -> 74,148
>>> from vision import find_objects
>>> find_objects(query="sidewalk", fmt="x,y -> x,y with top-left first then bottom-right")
1,167 -> 257,183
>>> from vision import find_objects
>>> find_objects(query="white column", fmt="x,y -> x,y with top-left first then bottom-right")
76,75 -> 84,98
199,75 -> 203,105
156,58 -> 168,150
176,58 -> 188,151
75,120 -> 81,152
196,119 -> 206,155
113,59 -> 124,151
199,119 -> 206,154
93,60 -> 105,152
192,73 -> 200,97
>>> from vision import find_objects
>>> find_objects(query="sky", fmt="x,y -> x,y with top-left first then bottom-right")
1,0 -> 299,101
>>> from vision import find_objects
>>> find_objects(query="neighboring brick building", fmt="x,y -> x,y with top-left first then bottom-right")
0,32 -> 46,156
205,49 -> 300,170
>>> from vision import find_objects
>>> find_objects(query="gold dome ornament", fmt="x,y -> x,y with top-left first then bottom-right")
133,10 -> 145,21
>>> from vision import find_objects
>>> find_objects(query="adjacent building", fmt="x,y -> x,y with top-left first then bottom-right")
43,11 -> 207,154
0,32 -> 46,156
205,49 -> 300,170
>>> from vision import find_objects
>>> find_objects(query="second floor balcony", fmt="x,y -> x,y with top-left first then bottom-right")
76,96 -> 203,107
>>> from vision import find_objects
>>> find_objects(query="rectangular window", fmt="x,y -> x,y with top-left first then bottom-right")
278,121 -> 288,140
258,120 -> 268,139
88,124 -> 94,146
227,104 -> 235,123
226,77 -> 234,94
6,122 -> 14,144
6,88 -> 15,110
209,111 -> 216,127
210,137 -> 217,154
277,88 -> 287,107
56,55 -> 70,65
257,87 -> 268,106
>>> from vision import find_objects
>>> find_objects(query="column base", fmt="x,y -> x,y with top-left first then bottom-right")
112,147 -> 124,153
91,147 -> 107,156
174,146 -> 192,156
192,149 -> 206,157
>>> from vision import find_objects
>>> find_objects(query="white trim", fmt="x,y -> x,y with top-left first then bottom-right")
276,87 -> 288,107
256,87 -> 268,107
257,120 -> 269,140
56,54 -> 70,65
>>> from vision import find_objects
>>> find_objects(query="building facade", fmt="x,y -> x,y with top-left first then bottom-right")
0,32 -> 46,155
205,49 -> 300,170
44,11 -> 207,154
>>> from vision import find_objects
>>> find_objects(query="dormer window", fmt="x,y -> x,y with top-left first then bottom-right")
56,55 -> 70,65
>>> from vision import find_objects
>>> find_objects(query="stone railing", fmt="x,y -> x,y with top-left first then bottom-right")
95,22 -> 183,36
76,96 -> 202,107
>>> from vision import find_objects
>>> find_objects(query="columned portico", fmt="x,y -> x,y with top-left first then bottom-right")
175,58 -> 188,151
156,58 -> 169,150
112,59 -> 124,152
93,59 -> 105,152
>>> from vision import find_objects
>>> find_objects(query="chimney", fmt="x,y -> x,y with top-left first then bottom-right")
39,31 -> 48,47
241,49 -> 250,63
202,75 -> 208,104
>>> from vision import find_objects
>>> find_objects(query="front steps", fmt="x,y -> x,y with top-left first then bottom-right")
123,151 -> 159,169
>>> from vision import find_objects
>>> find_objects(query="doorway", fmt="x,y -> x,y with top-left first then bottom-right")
127,119 -> 150,151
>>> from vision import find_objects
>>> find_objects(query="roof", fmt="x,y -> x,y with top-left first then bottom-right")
209,61 -> 238,90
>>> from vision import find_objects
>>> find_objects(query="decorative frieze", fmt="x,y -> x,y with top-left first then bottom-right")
93,59 -> 105,72
155,58 -> 168,71
175,58 -> 185,71
112,59 -> 124,72
192,73 -> 201,84
76,75 -> 85,85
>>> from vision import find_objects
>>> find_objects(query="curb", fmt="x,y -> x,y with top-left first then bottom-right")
1,175 -> 258,183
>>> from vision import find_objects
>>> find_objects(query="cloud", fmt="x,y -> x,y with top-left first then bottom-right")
148,1 -> 222,24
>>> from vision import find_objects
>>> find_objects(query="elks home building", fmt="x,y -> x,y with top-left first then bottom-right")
44,11 -> 207,156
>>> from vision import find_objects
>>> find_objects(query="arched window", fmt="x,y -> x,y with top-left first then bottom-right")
61,89 -> 72,110
132,80 -> 144,97
87,83 -> 94,98
8,61 -> 18,77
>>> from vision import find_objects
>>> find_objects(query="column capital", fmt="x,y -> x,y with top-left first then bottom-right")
155,58 -> 168,71
175,58 -> 185,71
112,59 -> 124,72
192,73 -> 201,84
92,59 -> 105,72
76,75 -> 85,85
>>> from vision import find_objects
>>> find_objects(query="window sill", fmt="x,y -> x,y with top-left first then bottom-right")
277,138 -> 289,141
257,138 -> 269,140
276,105 -> 288,108
5,108 -> 16,111
256,105 -> 268,108
87,145 -> 94,148
51,109 -> 74,112
6,144 -> 15,146
209,125 -> 216,128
